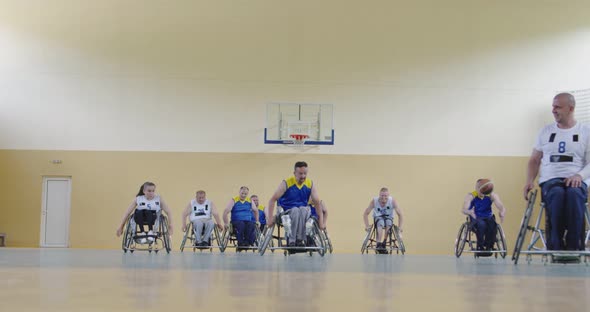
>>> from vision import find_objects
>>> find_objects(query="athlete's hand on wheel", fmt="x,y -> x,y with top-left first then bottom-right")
116,227 -> 123,237
565,174 -> 583,188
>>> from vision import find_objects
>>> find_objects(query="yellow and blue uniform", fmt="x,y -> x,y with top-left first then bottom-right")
469,191 -> 496,250
309,199 -> 320,218
231,196 -> 253,222
278,176 -> 313,210
310,204 -> 318,218
258,205 -> 266,225
231,196 -> 256,247
253,204 -> 267,235
469,191 -> 493,218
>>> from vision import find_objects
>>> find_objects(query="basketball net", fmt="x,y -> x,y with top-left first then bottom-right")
288,134 -> 309,149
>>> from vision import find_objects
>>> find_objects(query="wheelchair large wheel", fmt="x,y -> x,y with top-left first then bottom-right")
361,226 -> 374,254
259,224 -> 275,256
253,225 -> 262,248
496,223 -> 507,259
513,190 -> 537,264
160,215 -> 172,254
322,229 -> 334,254
179,223 -> 193,252
221,226 -> 232,251
121,215 -> 134,253
213,226 -> 225,252
310,220 -> 326,257
393,225 -> 405,255
454,222 -> 468,258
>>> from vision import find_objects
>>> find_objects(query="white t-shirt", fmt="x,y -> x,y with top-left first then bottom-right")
373,196 -> 395,219
135,195 -> 161,211
534,122 -> 590,185
189,199 -> 212,222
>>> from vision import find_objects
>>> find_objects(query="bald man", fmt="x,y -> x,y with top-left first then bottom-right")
524,93 -> 590,251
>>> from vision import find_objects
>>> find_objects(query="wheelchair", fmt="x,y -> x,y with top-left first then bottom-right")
121,210 -> 171,254
360,217 -> 405,255
179,221 -> 225,252
258,207 -> 327,257
454,216 -> 507,258
319,227 -> 334,254
221,222 -> 263,253
513,189 -> 590,264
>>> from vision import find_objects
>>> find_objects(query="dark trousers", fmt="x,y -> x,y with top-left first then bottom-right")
471,215 -> 497,250
134,210 -> 157,233
232,220 -> 256,246
541,178 -> 587,250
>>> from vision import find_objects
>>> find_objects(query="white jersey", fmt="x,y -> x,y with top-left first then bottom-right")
189,199 -> 212,222
534,122 -> 590,185
135,195 -> 161,212
373,196 -> 394,219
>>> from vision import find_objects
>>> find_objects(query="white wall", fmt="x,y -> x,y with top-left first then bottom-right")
1,0 -> 590,156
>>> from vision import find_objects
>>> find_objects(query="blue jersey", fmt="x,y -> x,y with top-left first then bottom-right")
231,196 -> 253,222
469,191 -> 493,218
251,205 -> 266,224
310,205 -> 317,218
258,205 -> 266,224
278,176 -> 312,210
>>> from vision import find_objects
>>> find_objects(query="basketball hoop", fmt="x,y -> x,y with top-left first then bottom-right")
288,134 -> 309,147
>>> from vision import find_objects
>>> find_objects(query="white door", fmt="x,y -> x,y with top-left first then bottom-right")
40,177 -> 71,247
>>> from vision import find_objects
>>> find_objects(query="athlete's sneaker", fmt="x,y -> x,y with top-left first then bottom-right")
147,231 -> 155,242
138,234 -> 148,244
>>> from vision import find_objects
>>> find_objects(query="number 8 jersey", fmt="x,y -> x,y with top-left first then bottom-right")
534,122 -> 590,185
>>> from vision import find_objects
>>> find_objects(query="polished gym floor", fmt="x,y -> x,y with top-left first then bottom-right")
0,248 -> 588,312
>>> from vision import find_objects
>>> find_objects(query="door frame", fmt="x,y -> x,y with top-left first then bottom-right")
40,176 -> 72,247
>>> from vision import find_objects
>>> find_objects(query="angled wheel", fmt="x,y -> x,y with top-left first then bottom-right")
361,225 -> 374,254
253,225 -> 262,248
214,226 -> 225,252
122,214 -> 134,253
259,224 -> 275,256
311,220 -> 326,257
221,226 -> 232,251
393,225 -> 405,255
323,229 -> 334,254
496,223 -> 507,259
513,190 -> 537,264
180,223 -> 193,252
455,222 -> 468,258
160,215 -> 172,254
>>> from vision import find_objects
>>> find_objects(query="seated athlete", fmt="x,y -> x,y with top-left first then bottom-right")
116,181 -> 174,243
462,179 -> 506,253
267,161 -> 323,247
181,190 -> 222,247
251,194 -> 266,232
363,187 -> 403,254
223,186 -> 259,250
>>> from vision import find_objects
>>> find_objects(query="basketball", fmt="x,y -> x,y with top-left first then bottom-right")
478,179 -> 494,195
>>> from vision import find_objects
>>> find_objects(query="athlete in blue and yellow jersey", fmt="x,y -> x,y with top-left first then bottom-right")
462,179 -> 506,252
223,186 -> 259,249
251,195 -> 266,232
267,161 -> 322,247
